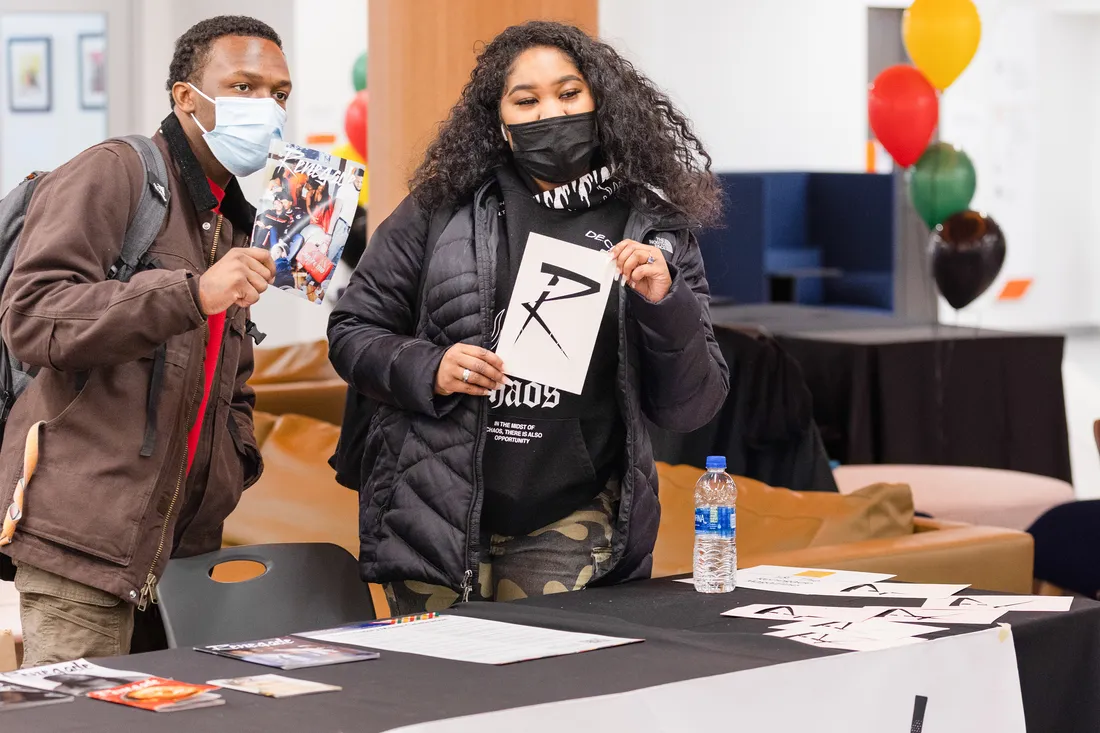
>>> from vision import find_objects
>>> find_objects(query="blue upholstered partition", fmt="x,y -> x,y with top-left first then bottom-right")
697,172 -> 896,313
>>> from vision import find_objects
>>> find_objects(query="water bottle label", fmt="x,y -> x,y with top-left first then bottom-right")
695,506 -> 735,539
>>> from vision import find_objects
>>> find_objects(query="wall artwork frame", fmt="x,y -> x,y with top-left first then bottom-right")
7,36 -> 52,113
78,32 -> 106,110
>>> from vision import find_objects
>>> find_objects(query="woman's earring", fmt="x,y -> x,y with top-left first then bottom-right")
501,123 -> 508,142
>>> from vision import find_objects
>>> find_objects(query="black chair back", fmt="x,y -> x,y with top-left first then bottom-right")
157,542 -> 375,648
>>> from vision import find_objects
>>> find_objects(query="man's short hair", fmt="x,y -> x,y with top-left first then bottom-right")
166,15 -> 282,107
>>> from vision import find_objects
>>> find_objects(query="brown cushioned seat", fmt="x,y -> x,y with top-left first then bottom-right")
247,341 -> 347,425
653,462 -> 1034,593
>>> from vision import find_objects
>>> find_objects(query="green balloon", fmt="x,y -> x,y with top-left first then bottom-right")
352,52 -> 367,92
908,142 -> 977,230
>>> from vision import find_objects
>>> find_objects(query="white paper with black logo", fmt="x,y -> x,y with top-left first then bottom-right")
495,233 -> 617,394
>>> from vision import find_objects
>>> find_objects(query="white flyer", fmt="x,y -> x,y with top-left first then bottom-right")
765,629 -> 928,653
804,582 -> 971,599
768,618 -> 947,639
922,595 -> 1074,612
298,614 -> 642,665
863,606 -> 1007,625
721,604 -> 880,623
733,565 -> 895,594
0,658 -> 147,696
493,233 -> 617,394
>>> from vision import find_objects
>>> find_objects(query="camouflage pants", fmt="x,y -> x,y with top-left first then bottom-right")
385,481 -> 619,615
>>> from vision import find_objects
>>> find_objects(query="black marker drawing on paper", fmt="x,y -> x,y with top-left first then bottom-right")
516,263 -> 602,357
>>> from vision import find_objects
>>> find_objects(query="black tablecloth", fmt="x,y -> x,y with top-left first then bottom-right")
709,305 -> 1073,483
12,579 -> 1100,733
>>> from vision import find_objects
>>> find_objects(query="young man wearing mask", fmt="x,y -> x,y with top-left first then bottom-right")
0,15 -> 290,666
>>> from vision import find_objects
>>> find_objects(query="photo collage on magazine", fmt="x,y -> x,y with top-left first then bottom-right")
251,141 -> 365,305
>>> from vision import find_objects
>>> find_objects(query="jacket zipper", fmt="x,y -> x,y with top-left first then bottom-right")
459,187 -> 496,604
138,213 -> 223,610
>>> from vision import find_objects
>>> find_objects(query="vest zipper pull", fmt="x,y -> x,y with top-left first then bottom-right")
460,570 -> 473,603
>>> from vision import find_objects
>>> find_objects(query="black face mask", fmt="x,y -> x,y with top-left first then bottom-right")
506,112 -> 600,184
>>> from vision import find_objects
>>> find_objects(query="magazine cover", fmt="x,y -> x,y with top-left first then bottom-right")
251,140 -> 365,305
207,674 -> 341,698
0,682 -> 73,712
88,677 -> 223,713
0,658 -> 147,696
197,636 -> 379,670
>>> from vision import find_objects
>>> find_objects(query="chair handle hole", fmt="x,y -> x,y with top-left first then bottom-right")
209,559 -> 269,584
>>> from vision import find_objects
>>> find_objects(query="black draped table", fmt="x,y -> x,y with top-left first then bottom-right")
708,304 -> 1072,483
13,579 -> 1100,733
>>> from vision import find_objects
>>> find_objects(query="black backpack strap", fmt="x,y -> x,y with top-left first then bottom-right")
111,136 -> 171,456
109,135 -> 170,283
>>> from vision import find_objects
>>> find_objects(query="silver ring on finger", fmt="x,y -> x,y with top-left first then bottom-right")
462,368 -> 472,384
646,255 -> 655,264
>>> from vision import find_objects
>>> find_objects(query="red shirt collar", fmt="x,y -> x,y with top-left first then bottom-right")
207,178 -> 226,212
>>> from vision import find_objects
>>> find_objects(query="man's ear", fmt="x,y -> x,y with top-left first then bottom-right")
173,82 -> 198,114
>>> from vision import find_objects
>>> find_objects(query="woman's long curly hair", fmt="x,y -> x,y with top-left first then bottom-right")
410,21 -> 722,226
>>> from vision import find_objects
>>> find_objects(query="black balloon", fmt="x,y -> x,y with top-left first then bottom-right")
930,210 -> 1006,310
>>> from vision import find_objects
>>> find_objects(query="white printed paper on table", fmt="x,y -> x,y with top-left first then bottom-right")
803,582 -> 971,599
922,595 -> 1073,612
862,606 -> 1007,625
0,659 -> 147,696
732,565 -> 895,593
298,614 -> 642,665
768,618 -> 947,639
721,604 -> 881,623
493,234 -> 618,394
765,618 -> 948,652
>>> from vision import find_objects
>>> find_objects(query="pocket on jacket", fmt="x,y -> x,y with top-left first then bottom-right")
15,360 -> 180,566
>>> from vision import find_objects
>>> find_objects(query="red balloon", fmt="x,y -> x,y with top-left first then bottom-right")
345,90 -> 369,161
868,65 -> 938,168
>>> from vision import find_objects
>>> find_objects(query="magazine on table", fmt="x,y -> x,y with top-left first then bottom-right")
0,681 -> 73,712
197,635 -> 380,670
0,658 -> 147,696
88,677 -> 224,713
250,140 -> 365,305
207,674 -> 341,698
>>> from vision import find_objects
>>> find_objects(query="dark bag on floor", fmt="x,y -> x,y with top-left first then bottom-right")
330,204 -> 454,491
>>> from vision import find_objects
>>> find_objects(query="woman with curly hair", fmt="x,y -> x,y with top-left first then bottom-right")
329,20 -> 729,613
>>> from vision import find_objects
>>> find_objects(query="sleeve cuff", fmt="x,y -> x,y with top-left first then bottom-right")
628,265 -> 703,351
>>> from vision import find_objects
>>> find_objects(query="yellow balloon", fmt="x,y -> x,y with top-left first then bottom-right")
903,0 -> 981,91
332,141 -> 365,165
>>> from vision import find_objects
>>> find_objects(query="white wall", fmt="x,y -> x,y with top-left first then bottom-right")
603,0 -> 1100,332
599,0 -> 873,173
938,0 -> 1100,331
0,12 -> 107,193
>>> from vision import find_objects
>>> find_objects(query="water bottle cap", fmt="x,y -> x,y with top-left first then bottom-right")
705,456 -> 726,470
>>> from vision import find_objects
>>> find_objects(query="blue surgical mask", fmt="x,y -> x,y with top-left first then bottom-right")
189,84 -> 287,177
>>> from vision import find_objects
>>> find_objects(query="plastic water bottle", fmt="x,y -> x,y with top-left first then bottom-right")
693,456 -> 737,593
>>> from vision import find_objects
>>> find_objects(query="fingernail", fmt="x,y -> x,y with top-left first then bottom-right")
503,377 -> 513,386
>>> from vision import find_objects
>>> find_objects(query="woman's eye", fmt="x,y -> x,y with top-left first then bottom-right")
562,89 -> 581,100
516,98 -> 537,106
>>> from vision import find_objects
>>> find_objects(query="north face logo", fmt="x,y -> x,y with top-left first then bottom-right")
649,235 -> 674,254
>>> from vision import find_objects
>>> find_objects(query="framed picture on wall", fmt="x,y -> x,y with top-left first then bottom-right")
78,33 -> 107,110
6,37 -> 52,113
